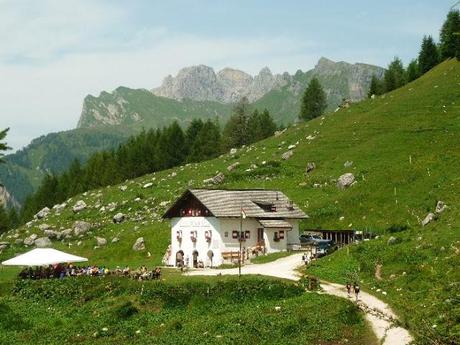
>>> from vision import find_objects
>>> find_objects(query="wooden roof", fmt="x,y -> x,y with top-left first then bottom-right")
258,219 -> 293,228
163,189 -> 308,219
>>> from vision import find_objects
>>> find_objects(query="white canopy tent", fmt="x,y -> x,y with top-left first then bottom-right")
1,248 -> 88,266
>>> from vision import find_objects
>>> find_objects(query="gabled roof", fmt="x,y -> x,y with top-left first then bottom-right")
258,219 -> 293,228
163,189 -> 308,219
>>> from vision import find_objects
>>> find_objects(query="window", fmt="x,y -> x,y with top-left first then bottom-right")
232,231 -> 239,239
245,231 -> 250,239
279,230 -> 285,239
224,232 -> 228,238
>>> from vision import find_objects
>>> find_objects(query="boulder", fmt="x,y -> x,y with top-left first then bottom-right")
337,173 -> 355,189
44,230 -> 59,239
0,244 -> 7,251
73,221 -> 92,236
143,182 -> 153,189
421,213 -> 435,226
38,223 -> 51,231
132,237 -> 145,251
113,213 -> 126,224
14,238 -> 23,245
344,161 -> 354,168
53,203 -> 67,213
35,237 -> 52,248
227,162 -> 240,171
435,201 -> 446,214
72,200 -> 87,213
35,207 -> 50,219
111,237 -> 119,243
96,237 -> 107,246
229,148 -> 237,155
60,229 -> 73,238
281,150 -> 293,160
119,185 -> 128,191
305,162 -> 316,173
387,236 -> 401,245
24,234 -> 38,246
204,172 -> 225,185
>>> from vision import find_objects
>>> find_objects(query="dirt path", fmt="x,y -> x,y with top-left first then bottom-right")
186,253 -> 413,345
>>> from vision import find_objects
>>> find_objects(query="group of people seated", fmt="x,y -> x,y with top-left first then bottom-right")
18,263 -> 162,281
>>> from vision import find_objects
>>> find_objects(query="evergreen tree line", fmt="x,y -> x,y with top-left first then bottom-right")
368,9 -> 460,97
0,127 -> 18,233
16,104 -> 277,226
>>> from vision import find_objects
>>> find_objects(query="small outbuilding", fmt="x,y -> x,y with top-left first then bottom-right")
162,189 -> 307,268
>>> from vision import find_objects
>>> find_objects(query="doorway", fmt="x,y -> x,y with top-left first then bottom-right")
207,250 -> 214,267
192,250 -> 199,268
175,250 -> 184,267
257,228 -> 265,246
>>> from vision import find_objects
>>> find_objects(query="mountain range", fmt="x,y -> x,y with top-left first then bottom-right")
1,57 -> 384,205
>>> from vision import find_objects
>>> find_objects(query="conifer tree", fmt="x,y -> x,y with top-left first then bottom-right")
384,57 -> 406,92
439,10 -> 460,60
299,77 -> 327,121
223,97 -> 250,149
406,59 -> 420,82
189,119 -> 221,162
0,206 -> 10,234
0,128 -> 10,163
368,75 -> 384,97
418,36 -> 439,74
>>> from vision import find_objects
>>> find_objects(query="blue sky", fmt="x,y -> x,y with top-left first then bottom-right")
0,0 -> 455,151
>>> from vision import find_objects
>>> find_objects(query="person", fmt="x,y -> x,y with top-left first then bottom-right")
353,283 -> 360,302
346,282 -> 352,298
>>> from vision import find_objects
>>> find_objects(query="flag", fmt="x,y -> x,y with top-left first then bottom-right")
241,208 -> 246,219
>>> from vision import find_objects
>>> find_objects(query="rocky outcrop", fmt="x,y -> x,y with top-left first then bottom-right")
152,65 -> 287,103
337,173 -> 356,189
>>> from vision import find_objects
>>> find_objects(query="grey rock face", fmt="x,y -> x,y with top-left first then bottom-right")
132,237 -> 145,251
152,65 -> 283,103
337,173 -> 355,189
35,237 -> 52,248
113,213 -> 126,224
73,221 -> 92,236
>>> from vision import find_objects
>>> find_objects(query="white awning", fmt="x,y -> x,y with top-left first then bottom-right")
1,248 -> 88,266
258,219 -> 293,229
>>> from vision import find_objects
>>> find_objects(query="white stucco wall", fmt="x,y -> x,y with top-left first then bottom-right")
169,217 -> 301,267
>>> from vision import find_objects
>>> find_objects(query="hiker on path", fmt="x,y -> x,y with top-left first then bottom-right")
346,282 -> 352,298
353,283 -> 360,302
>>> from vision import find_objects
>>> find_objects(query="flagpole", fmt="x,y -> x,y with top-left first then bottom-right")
239,203 -> 242,278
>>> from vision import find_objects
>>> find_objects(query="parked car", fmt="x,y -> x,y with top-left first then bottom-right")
299,234 -> 333,246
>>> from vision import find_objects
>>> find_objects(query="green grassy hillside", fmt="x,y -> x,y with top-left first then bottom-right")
1,59 -> 459,343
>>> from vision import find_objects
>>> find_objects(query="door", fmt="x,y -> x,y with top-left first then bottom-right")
192,250 -> 199,268
257,228 -> 265,246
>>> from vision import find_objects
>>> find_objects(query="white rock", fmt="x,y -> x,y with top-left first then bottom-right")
113,213 -> 126,224
24,234 -> 38,246
132,237 -> 145,251
73,221 -> 91,236
229,148 -> 237,155
96,237 -> 107,246
35,207 -> 50,219
38,223 -> 51,231
421,213 -> 435,226
337,173 -> 355,189
72,200 -> 87,213
435,201 -> 446,214
281,150 -> 293,160
119,185 -> 128,191
35,237 -> 52,248
143,182 -> 153,189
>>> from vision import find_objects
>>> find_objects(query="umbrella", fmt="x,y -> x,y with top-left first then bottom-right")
1,248 -> 88,266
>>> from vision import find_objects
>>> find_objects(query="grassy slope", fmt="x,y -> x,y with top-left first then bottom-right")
1,59 -> 459,343
0,277 -> 376,345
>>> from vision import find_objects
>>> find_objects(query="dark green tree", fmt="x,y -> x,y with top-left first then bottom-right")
223,97 -> 251,149
8,207 -> 19,229
0,206 -> 10,234
368,75 -> 384,97
384,57 -> 406,92
406,59 -> 420,82
439,10 -> 460,60
185,119 -> 204,152
0,128 -> 10,163
299,77 -> 327,120
418,36 -> 439,74
248,109 -> 277,141
189,119 -> 222,162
